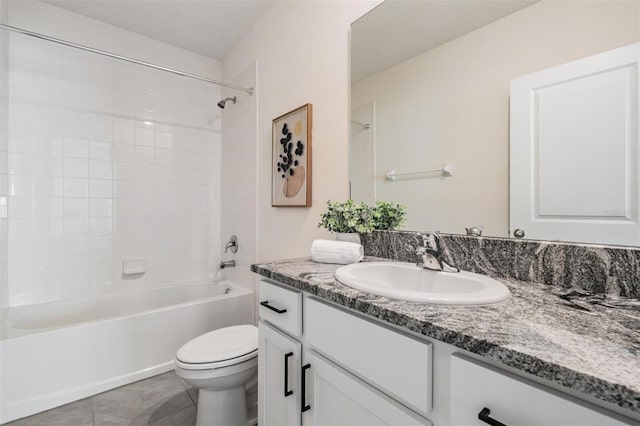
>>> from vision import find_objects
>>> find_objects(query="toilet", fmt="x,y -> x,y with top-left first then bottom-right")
175,324 -> 258,426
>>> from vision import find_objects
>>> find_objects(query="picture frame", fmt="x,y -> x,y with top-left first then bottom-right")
272,103 -> 312,207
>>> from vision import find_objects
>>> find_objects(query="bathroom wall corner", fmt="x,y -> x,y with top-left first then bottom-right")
220,61 -> 258,310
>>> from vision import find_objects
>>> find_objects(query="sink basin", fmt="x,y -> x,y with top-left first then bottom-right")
335,262 -> 510,305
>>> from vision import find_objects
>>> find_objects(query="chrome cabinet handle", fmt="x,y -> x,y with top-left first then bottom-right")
513,229 -> 525,238
284,352 -> 293,397
260,301 -> 287,314
478,407 -> 507,426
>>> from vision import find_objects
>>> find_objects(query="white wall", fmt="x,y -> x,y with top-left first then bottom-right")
3,1 -> 223,306
351,0 -> 639,236
222,0 -> 380,262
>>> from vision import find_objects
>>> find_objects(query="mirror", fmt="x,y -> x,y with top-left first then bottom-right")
350,0 -> 640,246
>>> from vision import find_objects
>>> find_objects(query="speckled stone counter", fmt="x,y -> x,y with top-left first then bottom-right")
251,257 -> 640,416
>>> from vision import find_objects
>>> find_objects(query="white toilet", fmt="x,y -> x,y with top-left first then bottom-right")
175,324 -> 258,426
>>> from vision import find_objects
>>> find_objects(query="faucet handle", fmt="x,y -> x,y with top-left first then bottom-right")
225,235 -> 238,253
421,232 -> 439,250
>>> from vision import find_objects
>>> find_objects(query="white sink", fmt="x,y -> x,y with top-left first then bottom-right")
335,262 -> 510,305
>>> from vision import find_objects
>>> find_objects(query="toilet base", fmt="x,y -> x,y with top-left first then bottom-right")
196,385 -> 247,426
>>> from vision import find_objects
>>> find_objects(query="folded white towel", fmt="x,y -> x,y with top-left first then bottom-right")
311,239 -> 364,264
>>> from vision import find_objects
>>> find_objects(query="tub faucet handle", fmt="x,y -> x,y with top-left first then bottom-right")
225,235 -> 238,253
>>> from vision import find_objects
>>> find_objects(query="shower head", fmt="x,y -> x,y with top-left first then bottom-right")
217,96 -> 237,109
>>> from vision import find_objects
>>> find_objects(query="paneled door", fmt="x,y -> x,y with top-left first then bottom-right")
510,43 -> 639,245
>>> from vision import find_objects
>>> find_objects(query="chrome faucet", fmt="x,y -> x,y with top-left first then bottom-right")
415,232 -> 459,273
219,260 -> 236,269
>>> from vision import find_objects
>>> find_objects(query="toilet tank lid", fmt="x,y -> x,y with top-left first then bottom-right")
177,324 -> 258,364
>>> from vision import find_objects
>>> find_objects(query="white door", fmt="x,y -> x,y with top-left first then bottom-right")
510,43 -> 639,245
301,350 -> 431,426
259,321 -> 302,426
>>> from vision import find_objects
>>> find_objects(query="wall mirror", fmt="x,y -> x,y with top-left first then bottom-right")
350,0 -> 640,246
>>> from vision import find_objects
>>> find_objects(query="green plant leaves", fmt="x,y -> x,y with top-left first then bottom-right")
318,200 -> 407,234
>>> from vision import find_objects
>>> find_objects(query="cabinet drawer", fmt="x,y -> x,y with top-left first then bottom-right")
259,280 -> 302,337
305,298 -> 432,415
450,354 -> 632,426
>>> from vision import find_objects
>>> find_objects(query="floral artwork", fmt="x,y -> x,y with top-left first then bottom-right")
272,104 -> 312,207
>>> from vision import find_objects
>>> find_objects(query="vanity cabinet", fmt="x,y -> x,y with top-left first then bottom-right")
258,279 -> 634,426
258,280 -> 432,426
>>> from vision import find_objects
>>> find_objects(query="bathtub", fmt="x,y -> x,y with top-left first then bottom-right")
0,280 -> 254,424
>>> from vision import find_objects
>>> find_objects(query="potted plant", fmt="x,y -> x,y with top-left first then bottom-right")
371,201 -> 407,230
318,200 -> 374,243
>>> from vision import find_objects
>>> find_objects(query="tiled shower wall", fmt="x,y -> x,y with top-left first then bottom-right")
220,62 -> 257,298
3,31 -> 222,307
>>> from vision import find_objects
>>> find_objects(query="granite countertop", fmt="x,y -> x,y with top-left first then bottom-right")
251,257 -> 640,416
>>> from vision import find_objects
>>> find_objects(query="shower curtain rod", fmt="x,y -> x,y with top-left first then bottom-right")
0,23 -> 255,95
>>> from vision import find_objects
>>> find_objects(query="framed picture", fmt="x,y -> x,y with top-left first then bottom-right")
272,103 -> 312,207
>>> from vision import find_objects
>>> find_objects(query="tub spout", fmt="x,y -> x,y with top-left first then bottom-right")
219,260 -> 236,269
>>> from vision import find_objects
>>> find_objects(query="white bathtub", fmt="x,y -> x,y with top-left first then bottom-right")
0,281 -> 254,424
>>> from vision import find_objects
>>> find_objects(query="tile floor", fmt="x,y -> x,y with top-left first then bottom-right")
6,372 -> 199,426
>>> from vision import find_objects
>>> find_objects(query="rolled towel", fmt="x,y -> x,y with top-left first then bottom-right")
311,239 -> 364,264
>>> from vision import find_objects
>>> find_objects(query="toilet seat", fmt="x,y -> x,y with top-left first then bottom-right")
176,324 -> 258,370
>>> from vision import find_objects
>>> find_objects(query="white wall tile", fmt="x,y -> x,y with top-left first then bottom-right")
63,198 -> 88,217
112,162 -> 134,180
89,160 -> 112,180
63,157 -> 88,178
113,198 -> 134,217
63,115 -> 88,139
89,120 -> 113,142
89,218 -> 112,236
113,180 -> 134,199
113,143 -> 134,162
63,177 -> 88,198
135,126 -> 155,147
64,237 -> 89,259
89,198 -> 112,217
135,164 -> 154,181
63,138 -> 89,158
5,14 -> 222,306
134,145 -> 154,164
134,181 -> 154,199
8,175 -> 34,197
89,179 -> 112,198
63,217 -> 89,237
89,141 -> 112,161
112,124 -> 134,144
8,196 -> 33,217
35,198 -> 63,218
89,237 -> 112,257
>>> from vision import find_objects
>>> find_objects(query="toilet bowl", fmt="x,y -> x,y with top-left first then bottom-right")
175,324 -> 258,426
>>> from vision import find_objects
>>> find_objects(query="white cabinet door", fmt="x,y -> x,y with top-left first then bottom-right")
450,355 -> 632,426
259,321 -> 302,426
302,350 -> 431,426
510,43 -> 640,245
